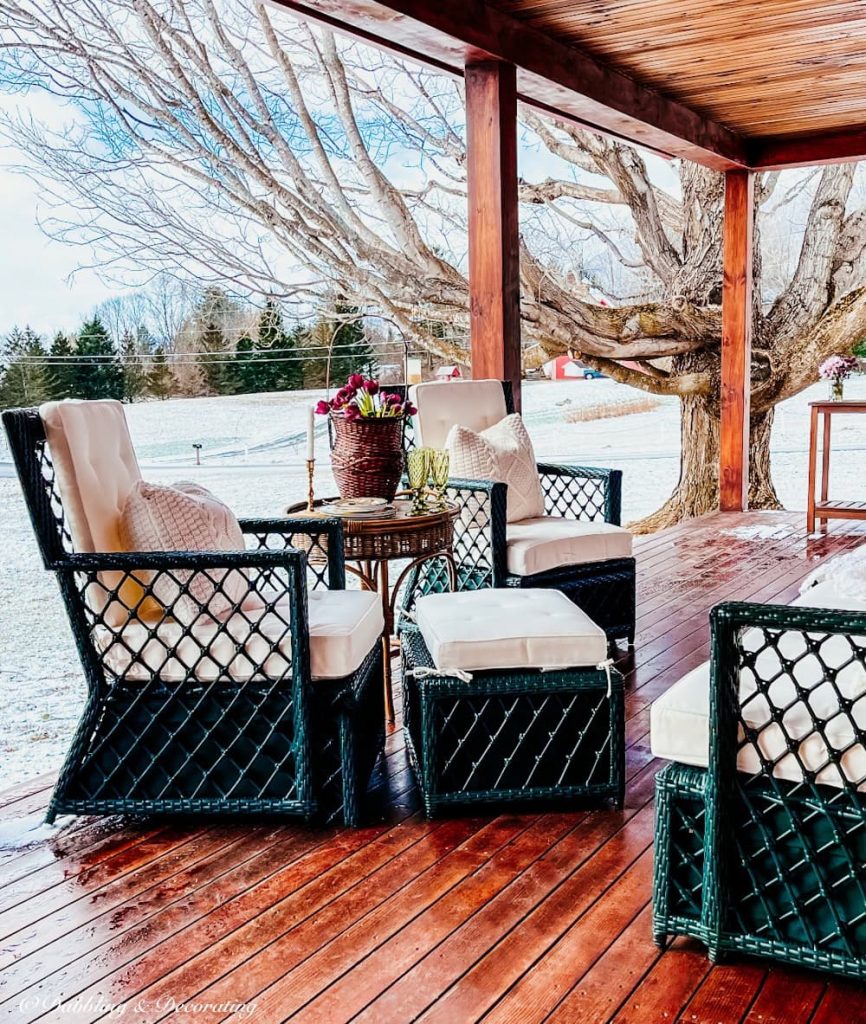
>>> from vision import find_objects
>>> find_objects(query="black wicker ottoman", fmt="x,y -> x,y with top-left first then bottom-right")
400,590 -> 625,817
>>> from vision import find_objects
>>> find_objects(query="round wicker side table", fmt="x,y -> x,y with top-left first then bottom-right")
286,496 -> 458,725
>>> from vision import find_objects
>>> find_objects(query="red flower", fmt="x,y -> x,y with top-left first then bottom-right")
362,379 -> 379,395
404,402 -> 417,416
315,400 -> 331,415
347,373 -> 366,390
343,405 -> 362,421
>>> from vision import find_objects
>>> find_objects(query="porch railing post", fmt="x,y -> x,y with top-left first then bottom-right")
465,59 -> 522,411
720,168 -> 754,512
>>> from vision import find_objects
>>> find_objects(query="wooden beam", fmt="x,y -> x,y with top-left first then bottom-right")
465,60 -> 521,409
719,169 -> 754,513
751,129 -> 866,170
269,0 -> 748,171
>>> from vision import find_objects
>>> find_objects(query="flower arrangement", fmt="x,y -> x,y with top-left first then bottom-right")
819,354 -> 858,400
315,373 -> 417,421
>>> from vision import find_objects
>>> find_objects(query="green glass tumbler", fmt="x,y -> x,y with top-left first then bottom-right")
407,447 -> 431,514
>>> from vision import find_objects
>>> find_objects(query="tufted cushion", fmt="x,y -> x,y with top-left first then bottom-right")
650,580 -> 866,790
410,379 -> 507,449
415,589 -> 607,673
506,516 -> 633,576
119,480 -> 246,624
40,399 -> 141,553
446,414 -> 545,523
99,589 -> 384,682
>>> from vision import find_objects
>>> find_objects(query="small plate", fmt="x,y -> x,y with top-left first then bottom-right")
327,497 -> 389,511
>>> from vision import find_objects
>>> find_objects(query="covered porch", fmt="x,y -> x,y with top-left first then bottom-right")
1,511 -> 864,1021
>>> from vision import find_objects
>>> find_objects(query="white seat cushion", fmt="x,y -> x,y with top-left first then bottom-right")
410,379 -> 507,449
415,589 -> 608,673
650,580 -> 866,789
99,589 -> 383,683
506,517 -> 633,576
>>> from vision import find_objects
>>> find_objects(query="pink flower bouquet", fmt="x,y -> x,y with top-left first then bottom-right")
315,373 -> 417,421
819,354 -> 858,383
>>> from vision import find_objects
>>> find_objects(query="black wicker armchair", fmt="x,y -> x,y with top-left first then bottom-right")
3,404 -> 384,827
402,379 -> 635,644
653,599 -> 866,979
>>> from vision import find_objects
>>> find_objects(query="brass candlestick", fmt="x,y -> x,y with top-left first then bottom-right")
306,458 -> 315,512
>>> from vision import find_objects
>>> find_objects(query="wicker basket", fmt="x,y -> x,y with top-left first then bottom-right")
330,413 -> 405,500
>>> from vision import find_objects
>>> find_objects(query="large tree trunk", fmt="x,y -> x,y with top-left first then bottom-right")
630,397 -> 781,533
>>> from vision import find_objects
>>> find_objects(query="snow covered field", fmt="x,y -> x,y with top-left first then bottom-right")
2,377 -> 866,787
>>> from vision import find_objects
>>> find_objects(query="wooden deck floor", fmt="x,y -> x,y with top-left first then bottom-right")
2,510 -> 866,1023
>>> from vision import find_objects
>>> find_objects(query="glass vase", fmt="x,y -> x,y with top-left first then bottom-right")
831,379 -> 845,401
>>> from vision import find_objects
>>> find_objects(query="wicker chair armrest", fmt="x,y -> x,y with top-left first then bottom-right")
536,463 -> 622,525
444,477 -> 508,587
238,516 -> 345,590
54,548 -> 313,697
54,546 -> 310,577
709,598 -> 866,780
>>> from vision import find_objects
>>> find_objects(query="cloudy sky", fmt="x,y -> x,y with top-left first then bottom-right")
0,90 -> 135,336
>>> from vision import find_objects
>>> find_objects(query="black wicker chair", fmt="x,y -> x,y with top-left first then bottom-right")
3,406 -> 385,827
401,380 -> 635,644
653,600 -> 866,980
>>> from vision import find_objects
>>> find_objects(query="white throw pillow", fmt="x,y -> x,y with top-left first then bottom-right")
120,480 -> 247,623
445,413 -> 545,523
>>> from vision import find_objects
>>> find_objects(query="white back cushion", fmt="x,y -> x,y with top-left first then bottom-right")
410,380 -> 507,448
40,399 -> 141,553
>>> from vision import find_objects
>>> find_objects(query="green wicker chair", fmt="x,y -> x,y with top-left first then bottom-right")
3,405 -> 385,827
400,380 -> 635,645
653,600 -> 866,980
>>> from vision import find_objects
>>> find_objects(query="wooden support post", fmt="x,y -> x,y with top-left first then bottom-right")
465,60 -> 522,410
719,169 -> 754,512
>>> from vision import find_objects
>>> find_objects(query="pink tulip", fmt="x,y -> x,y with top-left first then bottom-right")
362,379 -> 379,395
315,400 -> 331,415
347,373 -> 366,390
343,405 -> 361,421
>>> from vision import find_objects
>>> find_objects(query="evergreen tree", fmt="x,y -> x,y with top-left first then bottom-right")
228,334 -> 259,394
45,332 -> 77,400
192,287 -> 238,394
119,328 -> 148,402
328,304 -> 377,386
146,346 -> 176,399
256,298 -> 303,392
76,316 -> 123,399
0,326 -> 50,408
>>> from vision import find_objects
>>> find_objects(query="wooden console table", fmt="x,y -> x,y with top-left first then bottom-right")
807,400 -> 866,532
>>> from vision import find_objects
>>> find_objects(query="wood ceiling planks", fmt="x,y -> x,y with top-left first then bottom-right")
486,0 -> 866,138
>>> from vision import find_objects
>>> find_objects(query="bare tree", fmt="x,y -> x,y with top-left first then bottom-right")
2,0 -> 866,527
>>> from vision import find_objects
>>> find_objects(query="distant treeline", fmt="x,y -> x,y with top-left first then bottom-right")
0,288 -> 379,409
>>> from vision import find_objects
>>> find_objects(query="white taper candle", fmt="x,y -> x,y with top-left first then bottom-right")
306,406 -> 315,461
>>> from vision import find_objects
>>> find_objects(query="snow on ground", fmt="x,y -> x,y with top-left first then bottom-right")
2,378 -> 866,788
